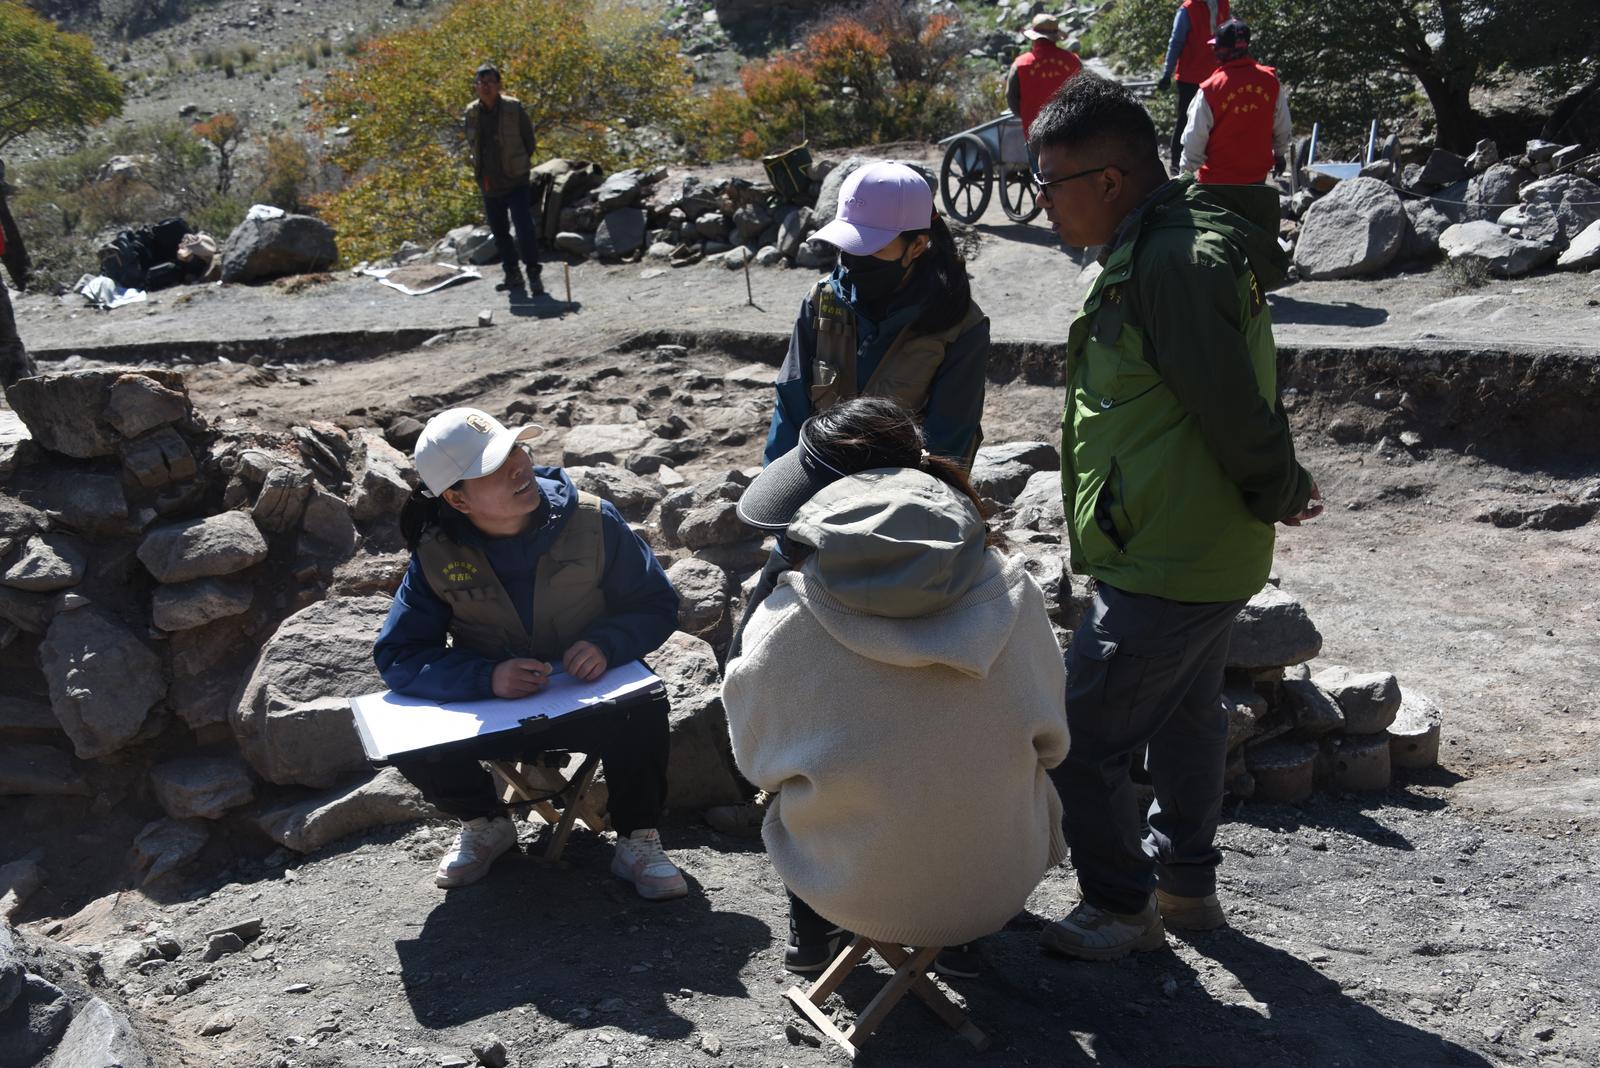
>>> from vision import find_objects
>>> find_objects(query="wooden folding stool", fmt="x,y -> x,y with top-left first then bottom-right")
784,935 -> 990,1057
488,752 -> 607,863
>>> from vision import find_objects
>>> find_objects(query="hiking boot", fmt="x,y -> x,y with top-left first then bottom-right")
435,815 -> 517,888
1041,895 -> 1166,961
786,908 -> 853,975
932,942 -> 982,979
525,271 -> 545,295
705,790 -> 770,839
495,271 -> 525,292
611,829 -> 688,901
1155,888 -> 1226,931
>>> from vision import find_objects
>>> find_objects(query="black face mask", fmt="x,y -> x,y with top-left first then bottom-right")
838,250 -> 909,306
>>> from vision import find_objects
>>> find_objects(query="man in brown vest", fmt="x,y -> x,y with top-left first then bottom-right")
375,409 -> 685,897
464,63 -> 543,294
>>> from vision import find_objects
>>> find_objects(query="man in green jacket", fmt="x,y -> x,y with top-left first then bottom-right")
464,63 -> 542,294
1028,76 -> 1321,960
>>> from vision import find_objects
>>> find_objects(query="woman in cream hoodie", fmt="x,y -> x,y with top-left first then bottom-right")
723,398 -> 1069,974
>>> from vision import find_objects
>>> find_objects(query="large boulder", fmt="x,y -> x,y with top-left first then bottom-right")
0,534 -> 85,592
594,168 -> 644,211
1227,587 -> 1322,669
1416,148 -> 1470,187
970,441 -> 1059,503
1399,199 -> 1451,262
562,424 -> 655,467
130,818 -> 209,885
1293,177 -> 1407,279
1498,175 -> 1600,249
347,429 -> 415,524
137,511 -> 268,584
1438,221 -> 1557,278
0,973 -> 73,1068
677,500 -> 748,550
151,577 -> 254,632
5,369 -> 188,460
257,767 -> 435,853
566,464 -> 664,522
220,213 -> 337,284
777,206 -> 813,259
1557,219 -> 1600,270
41,997 -> 154,1068
1011,469 -> 1065,530
41,608 -> 166,760
595,208 -> 647,259
230,596 -> 391,788
149,755 -> 256,820
666,557 -> 733,641
651,631 -> 744,808
1446,162 -> 1530,223
1312,665 -> 1401,734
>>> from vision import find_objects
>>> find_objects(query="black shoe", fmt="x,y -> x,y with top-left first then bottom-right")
495,274 -> 525,292
525,272 -> 545,295
784,925 -> 853,975
932,943 -> 982,979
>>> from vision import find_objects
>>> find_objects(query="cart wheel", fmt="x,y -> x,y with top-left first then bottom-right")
999,168 -> 1043,223
940,134 -> 994,224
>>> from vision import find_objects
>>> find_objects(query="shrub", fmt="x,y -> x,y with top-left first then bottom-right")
257,132 -> 314,212
688,3 -> 981,160
192,111 -> 244,194
310,0 -> 691,262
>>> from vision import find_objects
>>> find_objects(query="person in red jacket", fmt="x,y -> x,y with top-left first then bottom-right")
1179,20 -> 1293,185
1006,14 -> 1083,142
1156,0 -> 1230,173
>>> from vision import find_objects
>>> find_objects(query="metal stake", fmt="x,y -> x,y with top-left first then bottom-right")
564,262 -> 571,305
743,254 -> 754,307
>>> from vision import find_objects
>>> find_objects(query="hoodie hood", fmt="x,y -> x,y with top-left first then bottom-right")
782,467 -> 1030,677
1146,176 -> 1289,292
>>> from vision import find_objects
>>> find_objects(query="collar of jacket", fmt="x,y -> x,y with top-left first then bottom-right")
435,464 -> 575,549
1089,176 -> 1186,302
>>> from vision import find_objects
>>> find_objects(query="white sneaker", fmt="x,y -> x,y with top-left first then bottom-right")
610,829 -> 688,900
435,816 -> 517,888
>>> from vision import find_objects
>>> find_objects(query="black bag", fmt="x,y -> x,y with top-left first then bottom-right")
98,231 -> 147,289
143,262 -> 180,291
762,142 -> 813,204
150,216 -> 192,263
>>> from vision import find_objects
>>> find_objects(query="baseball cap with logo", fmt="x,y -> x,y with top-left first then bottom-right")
414,407 -> 542,497
809,161 -> 935,256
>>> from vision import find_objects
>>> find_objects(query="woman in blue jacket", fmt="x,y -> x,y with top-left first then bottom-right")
373,407 -> 685,898
763,160 -> 990,469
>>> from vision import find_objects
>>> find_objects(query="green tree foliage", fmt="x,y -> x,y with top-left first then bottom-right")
310,0 -> 692,262
1095,0 -> 1600,152
0,1 -> 124,150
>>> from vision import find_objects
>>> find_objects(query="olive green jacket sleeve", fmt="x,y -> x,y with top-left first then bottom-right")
1132,246 -> 1312,524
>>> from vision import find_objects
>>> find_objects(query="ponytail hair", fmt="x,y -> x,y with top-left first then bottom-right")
904,214 -> 973,335
400,484 -> 458,551
805,397 -> 1006,549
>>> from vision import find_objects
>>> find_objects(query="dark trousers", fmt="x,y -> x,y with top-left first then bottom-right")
0,279 -> 34,391
1051,582 -> 1245,915
482,182 -> 541,281
1171,81 -> 1201,173
390,690 -> 670,836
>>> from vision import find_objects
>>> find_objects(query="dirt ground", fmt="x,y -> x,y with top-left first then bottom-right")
7,190 -> 1600,1068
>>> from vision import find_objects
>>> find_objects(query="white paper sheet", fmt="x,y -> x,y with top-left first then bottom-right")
348,660 -> 662,761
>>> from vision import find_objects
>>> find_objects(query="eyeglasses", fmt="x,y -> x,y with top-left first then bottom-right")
1031,164 -> 1116,199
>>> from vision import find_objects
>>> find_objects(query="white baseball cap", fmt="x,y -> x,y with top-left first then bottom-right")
413,407 -> 542,497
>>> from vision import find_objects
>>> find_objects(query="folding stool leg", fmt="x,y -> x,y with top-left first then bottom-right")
842,944 -> 940,1047
874,942 -> 990,1051
783,936 -> 873,1055
540,753 -> 600,864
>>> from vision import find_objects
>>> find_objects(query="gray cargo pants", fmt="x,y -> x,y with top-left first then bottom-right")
1051,580 -> 1246,914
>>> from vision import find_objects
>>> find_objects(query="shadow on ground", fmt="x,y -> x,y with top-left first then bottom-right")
1269,294 -> 1390,328
394,830 -> 769,1041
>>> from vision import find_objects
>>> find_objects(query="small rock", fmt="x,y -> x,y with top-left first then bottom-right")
131,818 -> 209,885
282,983 -> 312,994
202,931 -> 245,962
151,577 -> 254,632
1228,587 -> 1322,669
785,1021 -> 822,1047
1311,666 -> 1401,734
1,534 -> 86,592
471,1033 -> 508,1068
150,755 -> 255,820
1388,691 -> 1443,769
197,1010 -> 237,1036
1283,678 -> 1345,735
699,1032 -> 723,1056
1330,732 -> 1392,792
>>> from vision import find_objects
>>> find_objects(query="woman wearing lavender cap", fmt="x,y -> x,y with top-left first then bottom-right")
761,161 -> 991,471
